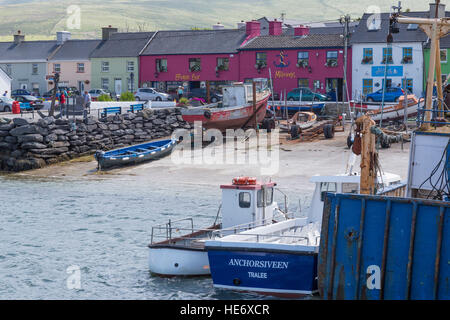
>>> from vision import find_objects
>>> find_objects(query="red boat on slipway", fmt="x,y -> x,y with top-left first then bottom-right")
181,82 -> 271,131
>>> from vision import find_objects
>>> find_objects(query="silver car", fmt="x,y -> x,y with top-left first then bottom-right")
0,96 -> 15,112
135,88 -> 171,101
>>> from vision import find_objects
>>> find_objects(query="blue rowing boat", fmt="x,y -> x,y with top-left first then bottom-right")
94,139 -> 177,170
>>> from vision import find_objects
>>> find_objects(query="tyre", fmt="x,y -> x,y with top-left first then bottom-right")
394,97 -> 400,102
367,97 -> 374,102
290,125 -> 300,139
135,97 -> 141,101
3,106 -> 11,112
313,97 -> 319,101
211,97 -> 218,103
288,97 -> 295,101
155,96 -> 162,101
347,134 -> 353,149
323,124 -> 335,139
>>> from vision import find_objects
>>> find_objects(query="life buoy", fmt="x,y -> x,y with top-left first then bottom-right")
232,176 -> 257,185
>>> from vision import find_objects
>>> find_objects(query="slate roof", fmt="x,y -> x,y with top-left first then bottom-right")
49,39 -> 102,61
350,11 -> 436,44
90,32 -> 154,58
0,40 -> 59,62
239,33 -> 344,50
142,29 -> 248,55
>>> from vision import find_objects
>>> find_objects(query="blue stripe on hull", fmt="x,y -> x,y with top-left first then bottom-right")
207,250 -> 318,294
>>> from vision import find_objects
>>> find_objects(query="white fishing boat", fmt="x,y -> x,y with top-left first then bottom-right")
364,96 -> 425,122
148,177 -> 289,276
205,171 -> 404,296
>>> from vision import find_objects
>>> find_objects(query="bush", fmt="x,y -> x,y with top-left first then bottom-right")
98,94 -> 112,101
120,91 -> 135,101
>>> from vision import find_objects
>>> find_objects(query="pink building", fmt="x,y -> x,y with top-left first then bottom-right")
238,22 -> 352,100
139,21 -> 352,100
139,29 -> 250,93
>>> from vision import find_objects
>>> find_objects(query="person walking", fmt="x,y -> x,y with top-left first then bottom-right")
83,91 -> 91,118
59,89 -> 66,116
3,91 -> 7,97
177,86 -> 184,101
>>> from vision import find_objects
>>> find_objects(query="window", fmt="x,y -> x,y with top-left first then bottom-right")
320,182 -> 337,193
326,51 -> 338,67
156,59 -> 167,72
402,47 -> 413,64
5,64 -> 11,75
442,75 -> 448,84
257,188 -> 274,208
53,63 -> 61,73
342,183 -> 359,193
77,63 -> 85,73
101,78 -> 109,90
101,61 -> 109,72
363,79 -> 373,96
298,78 -> 309,88
402,78 -> 413,93
440,49 -> 447,63
368,17 -> 381,31
127,61 -> 134,72
382,47 -> 393,64
362,48 -> 373,64
32,64 -> 38,75
407,24 -> 418,30
297,51 -> 309,67
239,192 -> 251,208
216,58 -> 229,71
189,58 -> 201,72
255,52 -> 267,68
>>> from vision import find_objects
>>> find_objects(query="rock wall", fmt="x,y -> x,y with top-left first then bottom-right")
0,108 -> 190,172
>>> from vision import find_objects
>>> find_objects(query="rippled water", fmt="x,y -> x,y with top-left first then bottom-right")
0,174 -> 308,300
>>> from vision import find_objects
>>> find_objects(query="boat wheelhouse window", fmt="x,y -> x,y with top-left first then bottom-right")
342,183 -> 359,194
320,182 -> 337,193
257,188 -> 274,207
239,192 -> 251,208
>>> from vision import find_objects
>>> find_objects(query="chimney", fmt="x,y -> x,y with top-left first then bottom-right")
57,31 -> 71,45
14,30 -> 25,44
294,25 -> 309,36
269,19 -> 283,36
430,2 -> 445,18
213,22 -> 225,30
102,25 -> 118,41
237,20 -> 246,29
246,20 -> 261,37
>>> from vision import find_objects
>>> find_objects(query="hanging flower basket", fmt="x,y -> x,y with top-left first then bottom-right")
84,80 -> 90,84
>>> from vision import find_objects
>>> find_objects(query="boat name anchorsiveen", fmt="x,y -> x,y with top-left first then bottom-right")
228,259 -> 289,269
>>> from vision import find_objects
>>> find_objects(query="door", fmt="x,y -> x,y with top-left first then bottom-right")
78,81 -> 85,94
326,78 -> 343,101
114,79 -> 122,96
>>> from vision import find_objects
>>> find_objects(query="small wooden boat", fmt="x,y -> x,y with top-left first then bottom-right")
94,139 -> 177,170
279,111 -> 317,132
268,102 -> 325,114
181,82 -> 270,131
366,96 -> 425,123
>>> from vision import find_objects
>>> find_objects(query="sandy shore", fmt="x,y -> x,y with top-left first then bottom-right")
6,125 -> 410,194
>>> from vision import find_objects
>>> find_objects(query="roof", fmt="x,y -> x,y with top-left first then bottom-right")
90,32 -> 154,58
49,39 -> 102,61
142,29 -> 247,55
349,11 -> 440,44
0,40 -> 59,62
239,33 -> 344,50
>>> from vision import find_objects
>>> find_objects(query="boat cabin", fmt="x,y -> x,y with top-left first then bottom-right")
220,177 -> 278,231
222,83 -> 253,108
308,173 -> 403,223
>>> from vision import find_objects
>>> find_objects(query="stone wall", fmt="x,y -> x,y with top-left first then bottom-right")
0,108 -> 190,172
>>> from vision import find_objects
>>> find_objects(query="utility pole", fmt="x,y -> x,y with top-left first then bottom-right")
341,14 -> 350,104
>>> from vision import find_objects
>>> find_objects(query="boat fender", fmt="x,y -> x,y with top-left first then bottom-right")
352,132 -> 362,155
204,109 -> 212,119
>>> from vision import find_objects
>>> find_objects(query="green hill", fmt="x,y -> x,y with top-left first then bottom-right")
0,0 -> 429,41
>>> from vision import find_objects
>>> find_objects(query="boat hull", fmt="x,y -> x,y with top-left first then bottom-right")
148,247 -> 210,276
368,99 -> 424,122
181,95 -> 269,131
207,249 -> 318,297
269,103 -> 325,114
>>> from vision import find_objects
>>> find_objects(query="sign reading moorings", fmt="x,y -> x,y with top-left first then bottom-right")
371,66 -> 403,77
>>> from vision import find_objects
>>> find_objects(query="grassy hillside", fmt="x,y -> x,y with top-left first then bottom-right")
0,0 -> 429,41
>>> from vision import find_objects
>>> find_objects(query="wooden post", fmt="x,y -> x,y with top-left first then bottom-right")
356,115 -> 376,195
423,21 -> 439,130
206,80 -> 210,104
253,82 -> 258,129
435,38 -> 444,116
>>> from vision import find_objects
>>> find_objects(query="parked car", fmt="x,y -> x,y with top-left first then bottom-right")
88,89 -> 111,100
287,87 -> 328,101
365,87 -> 406,102
14,95 -> 44,110
134,88 -> 171,101
43,87 -> 80,99
0,96 -> 15,112
11,89 -> 32,97
186,88 -> 222,103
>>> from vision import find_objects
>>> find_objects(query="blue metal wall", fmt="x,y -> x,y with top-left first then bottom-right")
318,193 -> 449,300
